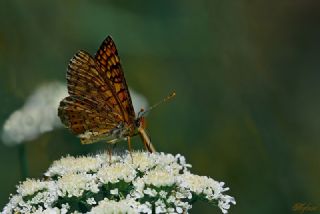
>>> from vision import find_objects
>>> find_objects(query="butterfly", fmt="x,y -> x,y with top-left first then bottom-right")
58,36 -> 163,152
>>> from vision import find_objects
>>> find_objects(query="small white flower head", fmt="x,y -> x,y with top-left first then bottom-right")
155,199 -> 166,213
88,198 -> 138,214
97,162 -> 136,184
175,153 -> 192,170
32,207 -> 61,214
218,195 -> 236,214
110,188 -> 119,195
177,172 -> 235,213
2,195 -> 24,214
159,190 -> 168,198
17,179 -> 51,197
143,169 -> 175,187
126,151 -> 157,172
178,173 -> 218,195
176,206 -> 184,213
10,179 -> 58,213
86,198 -> 96,205
131,178 -> 145,198
143,187 -> 157,197
45,155 -> 102,177
136,201 -> 152,214
57,173 -> 99,197
97,151 -> 123,165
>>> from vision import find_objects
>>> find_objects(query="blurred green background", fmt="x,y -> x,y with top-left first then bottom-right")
1,1 -> 320,213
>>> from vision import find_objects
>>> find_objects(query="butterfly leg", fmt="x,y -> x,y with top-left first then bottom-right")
107,144 -> 112,164
112,143 -> 117,151
127,136 -> 133,163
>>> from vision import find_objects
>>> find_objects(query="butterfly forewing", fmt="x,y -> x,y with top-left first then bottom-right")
67,51 -> 123,116
94,36 -> 136,124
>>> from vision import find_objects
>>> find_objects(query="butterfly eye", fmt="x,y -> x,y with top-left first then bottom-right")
137,108 -> 145,118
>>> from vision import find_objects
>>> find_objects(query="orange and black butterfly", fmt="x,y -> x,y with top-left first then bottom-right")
58,36 -> 174,152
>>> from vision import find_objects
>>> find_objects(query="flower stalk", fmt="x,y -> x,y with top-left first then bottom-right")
18,144 -> 28,180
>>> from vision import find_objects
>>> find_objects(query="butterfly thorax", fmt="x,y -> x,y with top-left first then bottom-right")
78,121 -> 134,144
101,117 -> 144,144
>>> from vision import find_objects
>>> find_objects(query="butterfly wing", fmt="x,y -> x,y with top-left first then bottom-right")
58,50 -> 127,144
58,96 -> 118,144
94,36 -> 136,125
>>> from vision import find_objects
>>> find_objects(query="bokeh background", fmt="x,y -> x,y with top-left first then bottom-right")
1,1 -> 320,213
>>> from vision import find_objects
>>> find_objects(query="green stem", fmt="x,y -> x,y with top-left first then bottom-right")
18,144 -> 28,179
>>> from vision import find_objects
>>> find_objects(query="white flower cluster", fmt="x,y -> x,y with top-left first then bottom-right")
3,151 -> 236,214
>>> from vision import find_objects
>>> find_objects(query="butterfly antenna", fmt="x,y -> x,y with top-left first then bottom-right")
139,91 -> 176,117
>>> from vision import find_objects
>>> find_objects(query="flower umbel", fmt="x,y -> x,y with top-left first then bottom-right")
3,151 -> 236,213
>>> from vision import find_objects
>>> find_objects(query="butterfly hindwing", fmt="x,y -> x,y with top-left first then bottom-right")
58,95 -> 121,143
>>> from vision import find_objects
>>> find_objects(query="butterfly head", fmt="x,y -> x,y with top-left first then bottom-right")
135,109 -> 146,129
